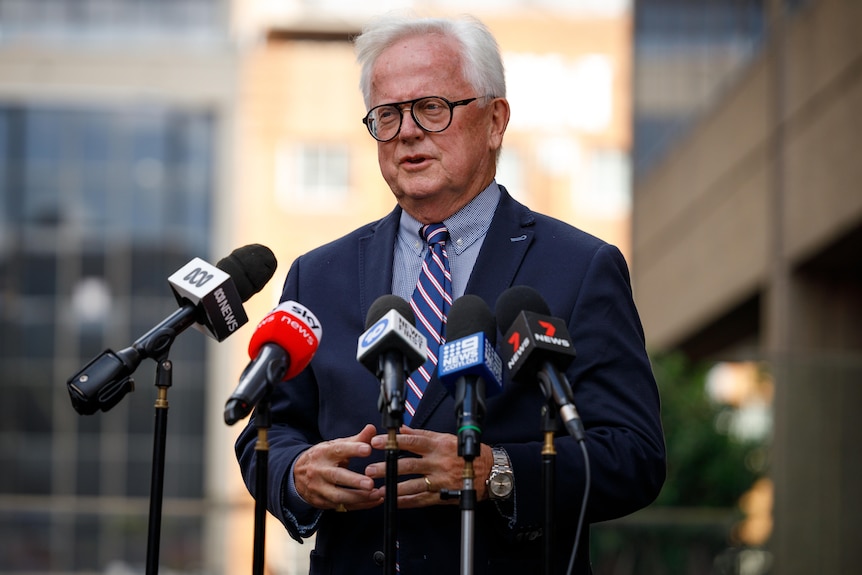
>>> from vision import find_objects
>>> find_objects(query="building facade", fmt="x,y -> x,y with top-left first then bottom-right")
632,0 -> 862,572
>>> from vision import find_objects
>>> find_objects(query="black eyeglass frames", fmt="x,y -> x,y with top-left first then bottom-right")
361,95 -> 479,142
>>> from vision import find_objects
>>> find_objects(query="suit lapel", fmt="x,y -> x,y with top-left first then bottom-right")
464,188 -> 536,305
358,207 -> 401,324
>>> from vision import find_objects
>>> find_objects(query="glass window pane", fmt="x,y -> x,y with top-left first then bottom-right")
0,101 -> 213,570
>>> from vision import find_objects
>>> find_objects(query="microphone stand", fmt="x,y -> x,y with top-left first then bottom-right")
146,356 -> 172,575
383,427 -> 399,575
541,403 -> 559,575
225,364 -> 281,575
442,380 -> 481,575
457,456 -> 477,575
378,355 -> 405,575
252,397 -> 272,575
67,305 -> 206,575
141,308 -> 196,575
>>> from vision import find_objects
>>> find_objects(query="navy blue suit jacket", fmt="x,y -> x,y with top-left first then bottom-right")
236,188 -> 666,574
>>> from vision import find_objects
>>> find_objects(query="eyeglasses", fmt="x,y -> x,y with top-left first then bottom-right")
362,96 -> 478,142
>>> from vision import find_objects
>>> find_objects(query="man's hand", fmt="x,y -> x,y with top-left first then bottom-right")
365,426 -> 494,508
293,423 -> 384,512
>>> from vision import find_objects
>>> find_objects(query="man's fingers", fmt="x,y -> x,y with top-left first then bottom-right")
370,426 -> 438,453
326,466 -> 375,491
294,426 -> 379,508
354,423 -> 378,443
326,429 -> 375,463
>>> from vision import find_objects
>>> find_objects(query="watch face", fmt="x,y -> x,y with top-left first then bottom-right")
491,473 -> 513,497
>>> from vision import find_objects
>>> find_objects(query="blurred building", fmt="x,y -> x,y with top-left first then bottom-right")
0,1 -> 633,572
632,0 -> 862,573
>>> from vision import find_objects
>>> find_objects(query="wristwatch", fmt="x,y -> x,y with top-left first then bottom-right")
486,447 -> 514,500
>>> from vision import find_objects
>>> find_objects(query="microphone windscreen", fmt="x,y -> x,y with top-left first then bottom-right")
495,285 -> 551,331
217,244 -> 277,302
248,301 -> 322,381
447,295 -> 496,344
366,294 -> 415,329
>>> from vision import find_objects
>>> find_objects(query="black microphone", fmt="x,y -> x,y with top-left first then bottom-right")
224,300 -> 322,425
495,286 -> 585,442
67,244 -> 277,415
438,295 -> 503,459
356,295 -> 426,425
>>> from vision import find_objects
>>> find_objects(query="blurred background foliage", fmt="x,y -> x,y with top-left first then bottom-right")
590,352 -> 771,575
652,352 -> 766,508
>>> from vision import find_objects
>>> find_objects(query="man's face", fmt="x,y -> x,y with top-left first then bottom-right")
369,33 -> 507,223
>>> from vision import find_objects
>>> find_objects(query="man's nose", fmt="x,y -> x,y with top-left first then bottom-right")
398,107 -> 424,139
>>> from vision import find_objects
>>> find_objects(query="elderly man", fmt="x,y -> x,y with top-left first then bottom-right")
236,13 -> 665,575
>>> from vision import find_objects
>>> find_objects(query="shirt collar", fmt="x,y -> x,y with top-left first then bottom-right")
399,181 -> 501,256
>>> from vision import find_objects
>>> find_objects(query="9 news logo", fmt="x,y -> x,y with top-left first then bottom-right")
441,335 -> 480,371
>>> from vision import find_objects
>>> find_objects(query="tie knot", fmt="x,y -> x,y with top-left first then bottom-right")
421,223 -> 449,246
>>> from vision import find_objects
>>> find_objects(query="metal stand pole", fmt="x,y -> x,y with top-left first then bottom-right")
541,404 -> 558,575
252,399 -> 271,575
448,378 -> 482,575
383,428 -> 399,575
145,358 -> 173,575
459,461 -> 476,575
379,354 -> 405,575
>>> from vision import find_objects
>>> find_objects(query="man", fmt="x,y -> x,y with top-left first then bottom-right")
236,13 -> 665,574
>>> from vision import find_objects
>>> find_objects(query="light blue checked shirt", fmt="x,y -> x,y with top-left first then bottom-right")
393,181 -> 500,300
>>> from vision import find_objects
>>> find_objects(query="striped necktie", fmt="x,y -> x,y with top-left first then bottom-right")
404,223 -> 452,424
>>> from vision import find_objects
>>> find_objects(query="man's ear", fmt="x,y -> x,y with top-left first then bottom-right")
488,97 -> 510,151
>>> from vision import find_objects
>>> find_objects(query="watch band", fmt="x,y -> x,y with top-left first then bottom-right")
487,446 -> 514,500
492,446 -> 511,469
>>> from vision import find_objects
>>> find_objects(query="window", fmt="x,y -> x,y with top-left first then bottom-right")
0,103 -> 214,572
276,141 -> 350,210
574,148 -> 631,218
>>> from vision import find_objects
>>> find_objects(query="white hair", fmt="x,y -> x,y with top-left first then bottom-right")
354,13 -> 507,109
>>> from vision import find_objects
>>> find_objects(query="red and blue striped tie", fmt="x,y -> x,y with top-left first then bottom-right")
405,223 -> 452,424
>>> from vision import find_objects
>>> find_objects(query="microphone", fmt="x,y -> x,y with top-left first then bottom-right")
357,295 -> 426,425
495,286 -> 585,442
67,244 -> 277,415
224,300 -> 322,425
437,295 -> 503,459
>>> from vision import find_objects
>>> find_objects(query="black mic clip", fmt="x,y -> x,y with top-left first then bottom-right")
67,347 -> 140,415
67,305 -> 196,415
